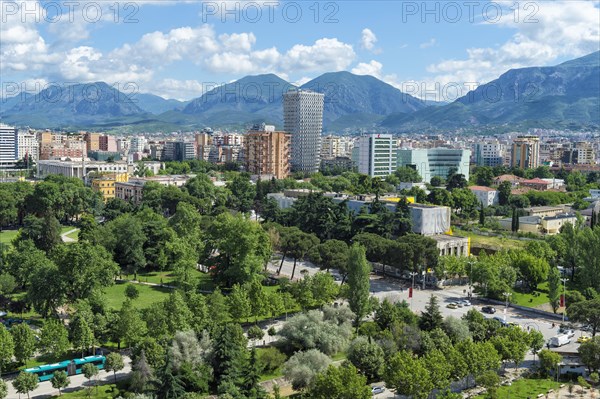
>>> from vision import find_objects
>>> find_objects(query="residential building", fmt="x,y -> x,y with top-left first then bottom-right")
17,130 -> 38,163
195,131 -> 213,161
84,132 -> 101,153
520,178 -> 553,191
469,186 -> 499,207
397,148 -> 471,183
38,132 -> 85,160
511,135 -> 540,169
90,173 -> 129,201
358,134 -> 396,178
245,124 -> 290,180
129,136 -> 147,154
561,142 -> 596,165
283,89 -> 324,174
475,141 -> 506,167
163,141 -> 196,161
321,135 -> 353,159
524,206 -> 565,218
0,123 -> 18,168
99,135 -> 118,152
493,174 -> 522,187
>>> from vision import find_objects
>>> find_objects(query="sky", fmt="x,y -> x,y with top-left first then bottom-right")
1,0 -> 599,102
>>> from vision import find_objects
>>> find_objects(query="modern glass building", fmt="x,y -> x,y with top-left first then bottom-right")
357,133 -> 396,178
397,148 -> 471,183
0,123 -> 18,169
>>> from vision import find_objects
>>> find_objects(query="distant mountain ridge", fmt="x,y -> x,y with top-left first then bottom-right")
1,51 -> 598,131
382,51 -> 600,130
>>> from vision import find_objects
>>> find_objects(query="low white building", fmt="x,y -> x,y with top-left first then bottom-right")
469,186 -> 499,207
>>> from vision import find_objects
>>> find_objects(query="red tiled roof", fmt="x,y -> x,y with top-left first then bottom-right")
469,186 -> 496,192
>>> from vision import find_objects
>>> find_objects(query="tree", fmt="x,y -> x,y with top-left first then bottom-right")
306,362 -> 372,399
227,284 -> 251,323
579,337 -> 600,373
12,371 -> 38,399
39,319 -> 70,359
102,214 -> 147,279
569,298 -> 600,336
11,323 -> 36,364
285,230 -> 320,280
419,295 -> 444,332
212,323 -> 248,385
529,329 -> 545,364
443,316 -> 472,343
446,173 -> 468,190
513,251 -> 550,291
457,340 -> 501,386
476,370 -> 500,399
0,379 -> 7,399
347,243 -> 372,328
474,166 -> 495,187
278,308 -> 353,355
116,299 -> 147,349
51,370 -> 70,396
155,358 -> 185,399
538,349 -> 562,377
548,266 -> 562,313
247,325 -> 265,342
105,352 -> 125,383
204,212 -> 271,287
394,166 -> 422,183
257,347 -> 286,374
227,174 -> 256,213
347,337 -> 385,380
479,201 -> 485,226
70,313 -> 94,358
384,351 -> 433,399
283,349 -> 331,390
430,176 -> 444,187
125,284 -> 140,300
313,240 -> 348,272
82,363 -> 99,392
130,350 -> 154,393
498,181 -> 512,206
241,347 -> 266,399
0,327 -> 14,374
423,349 -> 452,392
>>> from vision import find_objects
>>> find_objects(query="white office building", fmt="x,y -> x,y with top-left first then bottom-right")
358,134 -> 396,178
129,136 -> 147,154
397,147 -> 471,183
0,123 -> 18,168
283,89 -> 324,174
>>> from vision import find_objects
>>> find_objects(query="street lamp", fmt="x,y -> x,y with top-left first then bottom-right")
409,272 -> 418,310
561,278 -> 568,324
503,292 -> 511,322
468,260 -> 474,299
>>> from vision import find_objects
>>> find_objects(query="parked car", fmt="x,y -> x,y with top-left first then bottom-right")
447,303 -> 459,309
493,316 -> 507,326
459,300 -> 471,307
371,386 -> 385,395
550,334 -> 571,347
577,336 -> 591,344
560,329 -> 576,338
482,306 -> 496,314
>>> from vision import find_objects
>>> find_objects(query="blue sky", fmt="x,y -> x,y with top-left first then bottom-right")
1,0 -> 599,101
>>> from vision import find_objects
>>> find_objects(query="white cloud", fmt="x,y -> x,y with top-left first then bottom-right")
424,1 -> 600,93
419,38 -> 437,49
147,79 -> 206,101
281,38 -> 356,72
360,28 -> 378,51
352,60 -> 383,77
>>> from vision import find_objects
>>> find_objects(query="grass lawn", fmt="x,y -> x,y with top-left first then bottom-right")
134,269 -> 214,291
66,229 -> 80,240
60,381 -> 129,398
454,228 -> 526,251
0,229 -> 19,244
103,281 -> 172,310
474,378 -> 560,399
511,282 -> 551,308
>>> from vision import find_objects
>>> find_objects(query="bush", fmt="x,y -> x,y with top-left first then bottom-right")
125,284 -> 140,300
247,325 -> 264,341
258,347 -> 286,373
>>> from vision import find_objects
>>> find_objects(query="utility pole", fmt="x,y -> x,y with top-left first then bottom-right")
410,272 -> 417,310
561,278 -> 568,324
503,292 -> 511,322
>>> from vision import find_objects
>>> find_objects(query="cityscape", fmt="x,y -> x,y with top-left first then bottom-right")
1,1 -> 600,399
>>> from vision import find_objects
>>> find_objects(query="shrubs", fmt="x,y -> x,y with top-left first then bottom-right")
257,347 -> 286,374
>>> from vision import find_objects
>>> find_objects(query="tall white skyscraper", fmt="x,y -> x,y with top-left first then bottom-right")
283,89 -> 324,174
17,130 -> 39,162
0,123 -> 18,168
358,133 -> 396,178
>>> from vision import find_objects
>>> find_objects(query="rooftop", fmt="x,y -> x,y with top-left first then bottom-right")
469,186 -> 496,192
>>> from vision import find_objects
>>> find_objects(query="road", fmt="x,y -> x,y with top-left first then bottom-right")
6,356 -> 131,399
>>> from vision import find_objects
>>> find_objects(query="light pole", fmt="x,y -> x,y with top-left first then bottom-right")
468,260 -> 474,299
561,278 -> 568,324
503,292 -> 511,322
410,272 -> 418,310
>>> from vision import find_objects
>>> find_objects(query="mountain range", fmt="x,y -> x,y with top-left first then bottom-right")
1,51 -> 598,132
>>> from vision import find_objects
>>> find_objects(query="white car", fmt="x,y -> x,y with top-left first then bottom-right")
372,386 -> 385,395
459,300 -> 471,307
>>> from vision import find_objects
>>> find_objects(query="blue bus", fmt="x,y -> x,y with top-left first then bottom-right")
24,355 -> 106,382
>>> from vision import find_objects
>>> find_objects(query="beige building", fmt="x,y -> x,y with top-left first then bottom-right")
511,136 -> 540,169
115,175 -> 193,205
245,124 -> 290,179
84,132 -> 101,153
91,173 -> 129,201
